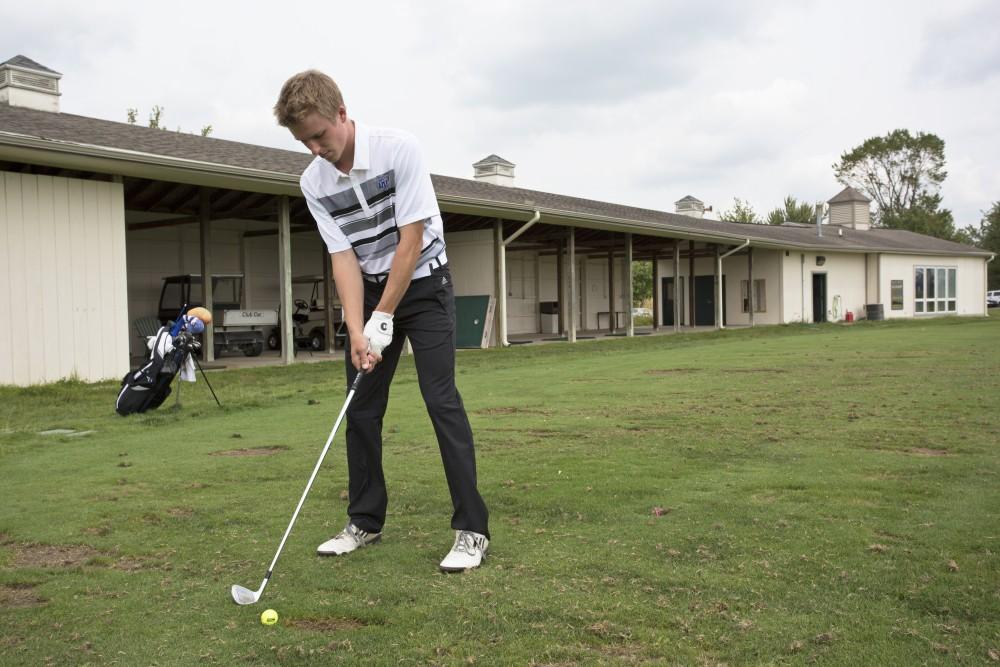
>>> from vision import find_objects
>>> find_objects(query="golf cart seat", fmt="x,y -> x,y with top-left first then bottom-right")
134,315 -> 163,343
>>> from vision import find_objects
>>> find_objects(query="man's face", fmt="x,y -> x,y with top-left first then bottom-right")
289,108 -> 351,166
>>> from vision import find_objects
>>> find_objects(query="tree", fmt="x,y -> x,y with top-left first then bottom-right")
960,202 -> 1000,288
880,193 -> 956,240
833,129 -> 947,227
126,106 -> 213,136
720,198 -> 761,224
632,261 -> 652,306
766,196 -> 816,225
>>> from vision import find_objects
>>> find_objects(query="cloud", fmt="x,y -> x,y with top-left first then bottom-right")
914,2 -> 1000,86
435,1 -> 755,109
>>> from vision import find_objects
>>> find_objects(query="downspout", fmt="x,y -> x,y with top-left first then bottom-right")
717,239 -> 750,329
497,210 -> 541,347
988,255 -> 996,318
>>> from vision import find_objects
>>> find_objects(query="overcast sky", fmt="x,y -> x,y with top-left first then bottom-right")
3,0 -> 999,226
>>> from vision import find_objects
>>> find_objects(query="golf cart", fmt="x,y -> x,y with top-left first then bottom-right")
266,275 -> 345,352
157,274 -> 271,357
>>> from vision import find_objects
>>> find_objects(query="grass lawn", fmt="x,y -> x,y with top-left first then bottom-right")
1,317 -> 998,665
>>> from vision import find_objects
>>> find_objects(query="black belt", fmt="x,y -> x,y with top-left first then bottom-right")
362,259 -> 447,284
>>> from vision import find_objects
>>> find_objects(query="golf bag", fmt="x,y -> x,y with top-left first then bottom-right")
116,327 -> 199,416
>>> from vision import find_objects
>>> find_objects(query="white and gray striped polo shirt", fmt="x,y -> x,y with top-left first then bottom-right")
300,122 -> 446,279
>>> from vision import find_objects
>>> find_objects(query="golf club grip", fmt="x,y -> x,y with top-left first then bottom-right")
349,368 -> 365,393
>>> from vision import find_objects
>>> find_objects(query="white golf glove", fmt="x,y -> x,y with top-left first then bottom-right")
363,311 -> 394,355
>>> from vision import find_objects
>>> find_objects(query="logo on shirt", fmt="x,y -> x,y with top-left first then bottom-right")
376,174 -> 390,191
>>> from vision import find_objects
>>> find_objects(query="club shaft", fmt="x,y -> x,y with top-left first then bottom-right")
261,372 -> 363,579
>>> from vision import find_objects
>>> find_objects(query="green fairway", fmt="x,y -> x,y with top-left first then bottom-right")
1,318 -> 998,665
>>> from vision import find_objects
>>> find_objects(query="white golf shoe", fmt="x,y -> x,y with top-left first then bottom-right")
317,523 -> 381,556
439,530 -> 489,572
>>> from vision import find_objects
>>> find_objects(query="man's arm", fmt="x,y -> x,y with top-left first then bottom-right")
375,223 -> 424,315
330,249 -> 376,371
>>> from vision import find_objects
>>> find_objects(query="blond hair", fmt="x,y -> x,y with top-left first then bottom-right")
273,70 -> 344,127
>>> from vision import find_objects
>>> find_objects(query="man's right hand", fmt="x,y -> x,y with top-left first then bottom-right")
349,332 -> 378,371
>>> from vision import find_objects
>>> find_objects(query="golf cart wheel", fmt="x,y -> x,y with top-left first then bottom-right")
244,342 -> 264,357
267,330 -> 280,350
309,331 -> 325,352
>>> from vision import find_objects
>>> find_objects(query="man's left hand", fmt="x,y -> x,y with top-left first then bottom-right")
363,311 -> 394,356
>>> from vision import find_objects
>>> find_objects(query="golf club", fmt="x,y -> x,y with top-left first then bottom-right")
231,368 -> 365,605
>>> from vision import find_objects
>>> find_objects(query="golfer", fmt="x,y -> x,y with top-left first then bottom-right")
274,70 -> 489,571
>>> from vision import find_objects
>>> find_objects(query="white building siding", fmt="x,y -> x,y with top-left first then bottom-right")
779,252 -> 865,323
818,253 -> 867,321
1,172 -> 127,385
505,252 -> 538,334
722,249 -> 783,326
445,229 -> 494,296
878,254 -> 986,318
781,252 -> 806,323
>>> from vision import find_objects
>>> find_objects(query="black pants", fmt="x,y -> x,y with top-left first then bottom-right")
343,265 -> 489,539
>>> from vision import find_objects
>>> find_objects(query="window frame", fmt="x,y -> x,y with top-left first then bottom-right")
914,265 -> 957,314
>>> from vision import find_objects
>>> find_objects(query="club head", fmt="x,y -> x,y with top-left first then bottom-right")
231,584 -> 260,605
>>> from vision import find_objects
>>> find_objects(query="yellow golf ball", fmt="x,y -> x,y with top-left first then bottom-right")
260,609 -> 278,626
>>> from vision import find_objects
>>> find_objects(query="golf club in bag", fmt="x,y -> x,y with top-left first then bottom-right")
231,369 -> 365,605
116,310 -> 220,416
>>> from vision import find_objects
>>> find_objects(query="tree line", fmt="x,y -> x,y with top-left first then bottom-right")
713,128 -> 998,288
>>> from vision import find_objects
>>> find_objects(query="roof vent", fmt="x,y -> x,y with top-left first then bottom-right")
0,55 -> 62,112
827,186 -> 871,231
675,195 -> 705,218
473,154 -> 515,186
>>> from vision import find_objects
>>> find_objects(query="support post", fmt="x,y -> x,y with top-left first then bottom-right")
568,227 -> 577,343
199,189 -> 214,362
652,253 -> 660,330
625,233 -> 634,337
607,240 -> 615,334
323,246 -> 335,352
278,196 -> 294,364
556,238 -> 565,334
715,244 -> 723,330
689,240 -> 696,327
673,241 -> 681,332
495,219 -> 507,347
748,246 -> 755,327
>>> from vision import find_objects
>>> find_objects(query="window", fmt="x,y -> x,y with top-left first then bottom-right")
891,280 -> 904,310
914,266 -> 957,314
740,279 -> 766,313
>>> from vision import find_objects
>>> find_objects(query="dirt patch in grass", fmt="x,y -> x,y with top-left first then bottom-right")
209,446 -> 289,457
906,448 -> 950,457
287,617 -> 367,631
0,582 -> 46,608
5,541 -> 153,572
645,368 -> 702,375
112,556 -> 150,572
9,543 -> 101,568
474,406 -> 551,416
727,368 -> 788,374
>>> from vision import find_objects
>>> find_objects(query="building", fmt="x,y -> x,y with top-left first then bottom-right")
1,56 -> 993,386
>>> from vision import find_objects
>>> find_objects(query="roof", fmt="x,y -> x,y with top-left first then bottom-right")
828,186 -> 871,204
1,55 -> 61,76
675,195 -> 703,205
430,175 -> 989,256
0,103 -> 306,174
473,154 -> 515,167
0,103 -> 990,258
